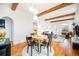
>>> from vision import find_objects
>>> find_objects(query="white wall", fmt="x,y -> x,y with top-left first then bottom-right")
36,17 -> 74,35
74,4 -> 79,25
37,17 -> 74,35
36,17 -> 51,34
0,4 -> 33,44
51,20 -> 74,35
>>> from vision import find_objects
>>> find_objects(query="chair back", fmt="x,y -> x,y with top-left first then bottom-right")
26,34 -> 32,40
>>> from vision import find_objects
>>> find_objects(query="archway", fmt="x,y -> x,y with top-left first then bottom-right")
1,16 -> 14,43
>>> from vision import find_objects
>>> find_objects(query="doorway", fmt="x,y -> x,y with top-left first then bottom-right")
1,17 -> 14,44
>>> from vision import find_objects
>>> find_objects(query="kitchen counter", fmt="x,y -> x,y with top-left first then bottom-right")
0,38 -> 11,56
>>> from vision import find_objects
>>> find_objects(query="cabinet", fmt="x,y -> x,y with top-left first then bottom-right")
0,19 -> 5,28
0,19 -> 11,56
0,43 -> 11,56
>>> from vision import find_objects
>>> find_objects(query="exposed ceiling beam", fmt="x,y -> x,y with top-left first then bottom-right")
45,12 -> 75,21
37,3 -> 73,17
11,3 -> 18,11
50,18 -> 74,23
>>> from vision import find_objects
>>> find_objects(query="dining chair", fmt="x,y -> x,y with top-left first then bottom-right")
39,40 -> 49,56
26,35 -> 38,56
48,33 -> 53,52
26,36 -> 33,56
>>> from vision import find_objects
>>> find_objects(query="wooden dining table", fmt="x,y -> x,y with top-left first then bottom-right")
32,34 -> 48,41
32,34 -> 48,53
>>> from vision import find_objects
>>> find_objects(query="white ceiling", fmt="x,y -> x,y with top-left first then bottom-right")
17,3 -> 61,14
31,3 -> 61,12
18,3 -> 77,22
1,3 -> 77,22
38,4 -> 77,20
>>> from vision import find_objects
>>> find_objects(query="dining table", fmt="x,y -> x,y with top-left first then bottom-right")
32,34 -> 48,53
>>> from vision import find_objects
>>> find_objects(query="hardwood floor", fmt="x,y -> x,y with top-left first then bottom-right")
51,41 -> 65,56
11,42 -> 27,56
51,40 -> 73,56
11,40 -> 79,56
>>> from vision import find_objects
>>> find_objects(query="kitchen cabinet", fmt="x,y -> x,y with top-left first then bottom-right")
0,19 -> 5,28
0,44 -> 11,56
0,39 -> 11,56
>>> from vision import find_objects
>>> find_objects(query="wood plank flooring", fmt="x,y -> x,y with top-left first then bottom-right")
11,42 -> 27,56
11,40 -> 79,56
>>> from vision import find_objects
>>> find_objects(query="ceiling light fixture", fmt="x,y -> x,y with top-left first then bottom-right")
29,5 -> 38,14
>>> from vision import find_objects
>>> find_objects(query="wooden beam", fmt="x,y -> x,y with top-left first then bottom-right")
37,3 -> 73,17
50,18 -> 74,23
45,12 -> 75,21
11,3 -> 18,11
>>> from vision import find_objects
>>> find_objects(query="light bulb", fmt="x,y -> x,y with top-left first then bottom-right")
33,9 -> 38,14
29,6 -> 38,14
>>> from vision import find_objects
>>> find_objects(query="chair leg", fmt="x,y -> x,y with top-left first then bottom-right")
27,40 -> 29,53
50,41 -> 52,52
27,45 -> 29,53
47,44 -> 49,56
38,44 -> 39,52
31,45 -> 32,56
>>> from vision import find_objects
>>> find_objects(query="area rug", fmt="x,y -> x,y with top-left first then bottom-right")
52,36 -> 65,43
22,46 -> 54,56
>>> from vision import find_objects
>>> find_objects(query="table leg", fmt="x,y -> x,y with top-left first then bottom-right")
40,45 -> 41,53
